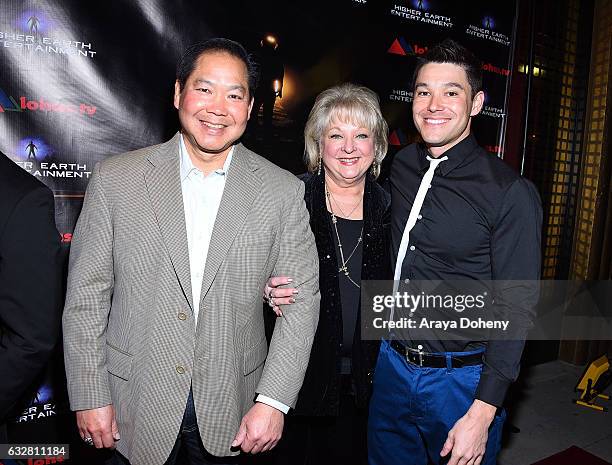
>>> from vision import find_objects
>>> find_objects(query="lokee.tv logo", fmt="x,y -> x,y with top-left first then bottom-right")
0,87 -> 96,116
0,87 -> 20,112
482,63 -> 510,76
485,145 -> 503,154
0,457 -> 66,464
388,37 -> 428,56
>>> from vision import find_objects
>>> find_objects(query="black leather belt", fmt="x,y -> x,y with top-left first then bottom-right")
390,340 -> 483,368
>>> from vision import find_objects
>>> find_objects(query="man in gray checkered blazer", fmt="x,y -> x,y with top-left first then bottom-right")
62,38 -> 320,465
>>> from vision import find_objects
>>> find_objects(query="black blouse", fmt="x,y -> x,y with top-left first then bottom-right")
289,170 -> 391,416
331,216 -> 363,358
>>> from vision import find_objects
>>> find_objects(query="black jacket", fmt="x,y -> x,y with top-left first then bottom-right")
292,171 -> 391,416
0,153 -> 63,436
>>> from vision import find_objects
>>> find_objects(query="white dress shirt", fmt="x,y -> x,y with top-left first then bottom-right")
180,137 -> 231,324
179,136 -> 289,414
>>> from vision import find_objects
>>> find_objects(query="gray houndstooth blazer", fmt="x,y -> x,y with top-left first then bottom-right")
62,133 -> 320,464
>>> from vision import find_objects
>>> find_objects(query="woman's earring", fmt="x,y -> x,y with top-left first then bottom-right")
317,155 -> 322,176
370,160 -> 379,176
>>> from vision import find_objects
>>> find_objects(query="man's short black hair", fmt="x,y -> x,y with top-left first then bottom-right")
413,39 -> 483,99
176,38 -> 259,98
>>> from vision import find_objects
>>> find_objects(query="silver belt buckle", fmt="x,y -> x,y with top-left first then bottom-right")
407,345 -> 425,367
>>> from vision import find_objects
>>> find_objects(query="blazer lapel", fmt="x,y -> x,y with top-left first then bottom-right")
144,133 -> 193,311
199,143 -> 261,301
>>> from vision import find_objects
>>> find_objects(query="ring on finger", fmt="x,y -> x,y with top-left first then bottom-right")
268,296 -> 275,308
83,436 -> 94,446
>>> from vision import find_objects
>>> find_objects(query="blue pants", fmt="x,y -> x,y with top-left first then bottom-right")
368,340 -> 506,465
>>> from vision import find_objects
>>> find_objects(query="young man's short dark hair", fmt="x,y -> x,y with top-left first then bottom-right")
413,38 -> 483,98
176,38 -> 259,98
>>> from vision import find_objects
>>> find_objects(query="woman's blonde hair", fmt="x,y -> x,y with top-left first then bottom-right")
304,83 -> 389,178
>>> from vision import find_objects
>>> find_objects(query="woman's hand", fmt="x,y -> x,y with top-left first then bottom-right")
263,276 -> 298,317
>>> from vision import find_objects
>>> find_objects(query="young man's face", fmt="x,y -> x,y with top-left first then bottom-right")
412,62 -> 484,157
174,51 -> 253,163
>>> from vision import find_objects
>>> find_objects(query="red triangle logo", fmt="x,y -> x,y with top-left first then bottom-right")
0,105 -> 4,113
389,131 -> 401,146
388,39 -> 406,56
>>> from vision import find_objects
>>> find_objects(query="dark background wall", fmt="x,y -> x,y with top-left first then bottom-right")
16,1 -> 609,462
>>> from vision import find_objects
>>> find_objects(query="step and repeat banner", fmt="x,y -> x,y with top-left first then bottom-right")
0,0 -> 516,461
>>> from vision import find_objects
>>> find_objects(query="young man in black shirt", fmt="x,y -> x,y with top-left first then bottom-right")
368,39 -> 542,465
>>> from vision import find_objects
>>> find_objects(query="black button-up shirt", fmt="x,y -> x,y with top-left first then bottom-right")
390,134 -> 542,407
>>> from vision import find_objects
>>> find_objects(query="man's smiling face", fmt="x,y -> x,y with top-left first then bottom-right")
174,51 -> 253,164
412,62 -> 484,157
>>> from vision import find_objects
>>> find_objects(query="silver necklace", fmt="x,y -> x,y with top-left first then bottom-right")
325,184 -> 363,289
327,188 -> 362,219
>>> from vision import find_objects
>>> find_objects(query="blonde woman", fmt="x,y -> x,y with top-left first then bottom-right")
264,83 -> 390,464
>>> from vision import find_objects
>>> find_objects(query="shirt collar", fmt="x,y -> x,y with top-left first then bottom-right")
417,134 -> 479,176
179,134 -> 233,182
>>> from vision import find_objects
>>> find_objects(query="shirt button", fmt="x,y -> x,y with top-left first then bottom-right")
410,245 -> 416,251
404,278 -> 410,283
428,184 -> 432,189
178,312 -> 187,320
417,214 -> 423,220
176,365 -> 185,374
